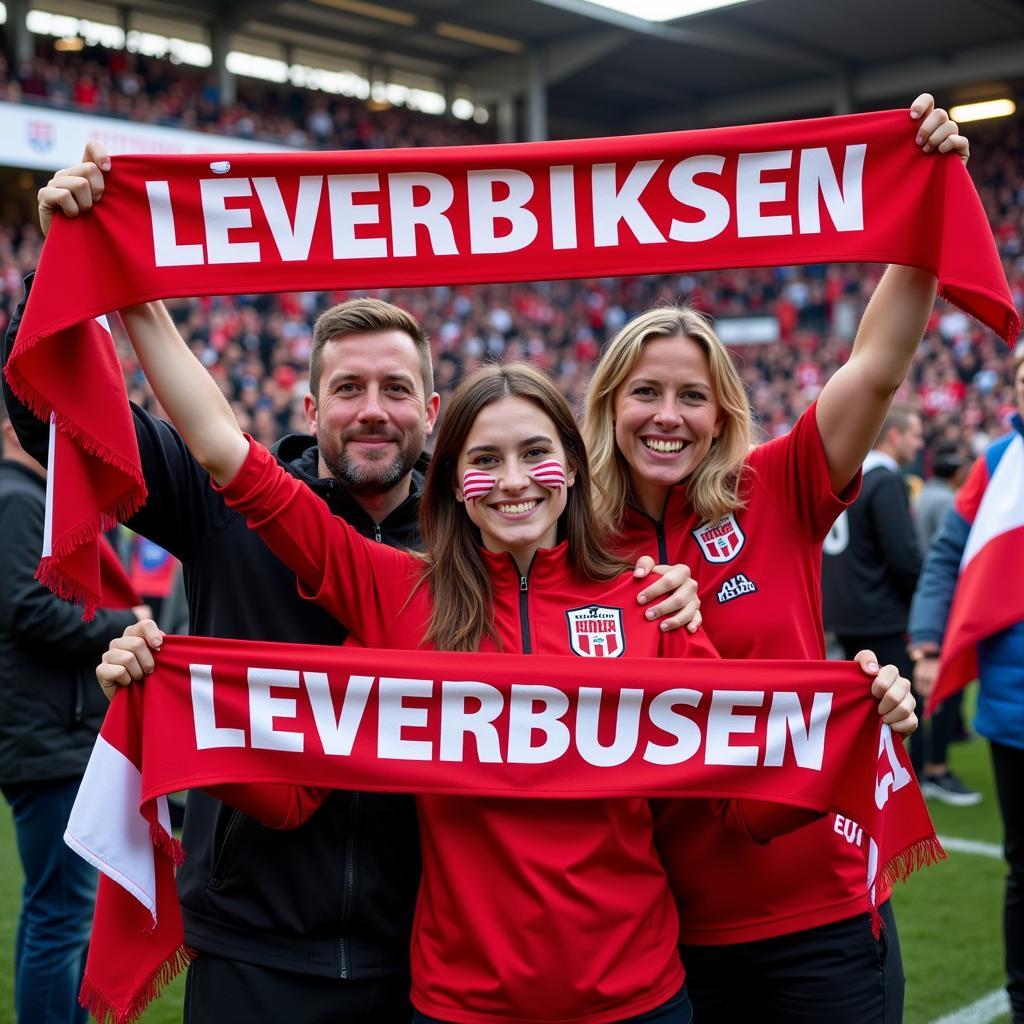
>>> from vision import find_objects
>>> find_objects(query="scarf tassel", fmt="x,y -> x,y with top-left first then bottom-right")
880,834 -> 948,889
869,834 -> 948,937
78,944 -> 195,1024
148,819 -> 186,869
7,355 -> 147,618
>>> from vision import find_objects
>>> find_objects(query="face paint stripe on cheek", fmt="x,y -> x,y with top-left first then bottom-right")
462,469 -> 497,502
529,460 -> 566,491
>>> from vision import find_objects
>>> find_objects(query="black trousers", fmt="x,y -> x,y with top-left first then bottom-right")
413,986 -> 693,1024
183,953 -> 412,1024
992,742 -> 1024,1022
680,900 -> 904,1023
837,633 -> 922,777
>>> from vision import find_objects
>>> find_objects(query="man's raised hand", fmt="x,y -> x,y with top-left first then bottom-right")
37,140 -> 111,237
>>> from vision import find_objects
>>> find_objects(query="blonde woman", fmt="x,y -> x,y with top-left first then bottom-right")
582,92 -> 965,1024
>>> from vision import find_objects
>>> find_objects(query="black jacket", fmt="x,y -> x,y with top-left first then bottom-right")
3,276 -> 421,979
821,458 -> 922,637
0,459 -> 137,784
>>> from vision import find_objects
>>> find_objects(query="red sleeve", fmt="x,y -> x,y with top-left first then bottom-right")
749,401 -> 861,544
215,437 -> 421,646
660,624 -> 720,659
206,784 -> 331,830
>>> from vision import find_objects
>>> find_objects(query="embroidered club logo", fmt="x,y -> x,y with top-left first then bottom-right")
565,605 -> 626,658
692,513 -> 745,563
716,573 -> 757,604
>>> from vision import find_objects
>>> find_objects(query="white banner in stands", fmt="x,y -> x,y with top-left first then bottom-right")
0,101 -> 288,170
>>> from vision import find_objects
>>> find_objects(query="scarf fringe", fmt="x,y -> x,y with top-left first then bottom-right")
36,556 -> 100,620
78,944 -> 195,1024
879,833 -> 947,892
34,486 -> 146,619
149,819 -> 186,868
5,350 -> 147,522
4,359 -> 144,487
937,281 -> 1021,346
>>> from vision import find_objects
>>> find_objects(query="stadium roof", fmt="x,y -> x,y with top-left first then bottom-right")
48,0 -> 1024,137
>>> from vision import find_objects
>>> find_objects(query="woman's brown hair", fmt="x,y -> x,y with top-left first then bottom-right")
419,362 -> 626,651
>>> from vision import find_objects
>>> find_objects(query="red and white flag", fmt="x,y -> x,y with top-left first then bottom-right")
64,687 -> 191,1024
929,430 -> 1024,711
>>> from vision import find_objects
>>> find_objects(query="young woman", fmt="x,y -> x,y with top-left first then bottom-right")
580,92 -> 962,1024
102,293 -> 728,1023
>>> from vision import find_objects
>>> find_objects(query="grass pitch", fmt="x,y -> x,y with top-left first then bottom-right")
0,713 -> 1008,1023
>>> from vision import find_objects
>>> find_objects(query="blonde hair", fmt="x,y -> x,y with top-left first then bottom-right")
582,306 -> 753,529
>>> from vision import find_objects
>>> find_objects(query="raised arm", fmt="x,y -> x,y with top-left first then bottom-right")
119,302 -> 249,486
32,139 -> 246,485
815,93 -> 970,491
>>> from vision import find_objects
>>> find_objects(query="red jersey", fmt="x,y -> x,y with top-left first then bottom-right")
616,401 -> 873,945
221,438 -> 719,1024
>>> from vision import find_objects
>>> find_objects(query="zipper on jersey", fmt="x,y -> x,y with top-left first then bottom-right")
654,520 -> 667,564
514,553 -> 538,654
373,522 -> 382,543
628,497 -> 670,563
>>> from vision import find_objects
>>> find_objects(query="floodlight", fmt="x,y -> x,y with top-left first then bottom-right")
579,0 -> 752,21
949,99 -> 1017,124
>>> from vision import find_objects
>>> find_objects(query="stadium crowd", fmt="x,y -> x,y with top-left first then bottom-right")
1,45 -> 494,149
1,43 -> 1021,461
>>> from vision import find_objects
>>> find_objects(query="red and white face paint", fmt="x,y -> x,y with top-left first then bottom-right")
462,459 -> 565,503
528,459 -> 566,491
462,469 -> 498,503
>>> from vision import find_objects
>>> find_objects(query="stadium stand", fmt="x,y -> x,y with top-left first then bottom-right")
0,44 -> 1019,461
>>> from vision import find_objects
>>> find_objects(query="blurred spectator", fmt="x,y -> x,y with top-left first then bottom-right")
821,404 -> 934,780
0,391 -> 144,1023
917,441 -> 972,551
913,440 -> 980,804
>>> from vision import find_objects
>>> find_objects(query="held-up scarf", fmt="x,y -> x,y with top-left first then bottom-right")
6,109 -> 1019,616
66,635 -> 942,1024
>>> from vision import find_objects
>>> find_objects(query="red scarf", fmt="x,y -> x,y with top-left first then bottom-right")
97,534 -> 142,609
66,635 -> 941,1023
6,109 -> 1018,617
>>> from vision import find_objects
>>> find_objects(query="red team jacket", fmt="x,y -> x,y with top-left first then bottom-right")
219,438 -> 721,1024
616,401 -> 875,946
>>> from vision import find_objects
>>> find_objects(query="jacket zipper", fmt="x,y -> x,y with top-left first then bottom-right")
73,676 -> 84,723
628,499 -> 670,564
338,792 -> 358,978
654,520 -> 667,564
515,553 -> 538,654
373,522 -> 382,543
208,810 -> 244,888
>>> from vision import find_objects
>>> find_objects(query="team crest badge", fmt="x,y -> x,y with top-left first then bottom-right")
692,513 -> 746,563
565,605 -> 626,658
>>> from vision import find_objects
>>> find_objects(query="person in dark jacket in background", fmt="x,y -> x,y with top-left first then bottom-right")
0,392 -> 143,1024
2,144 -> 701,1024
823,402 -> 925,774
911,441 -> 980,805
